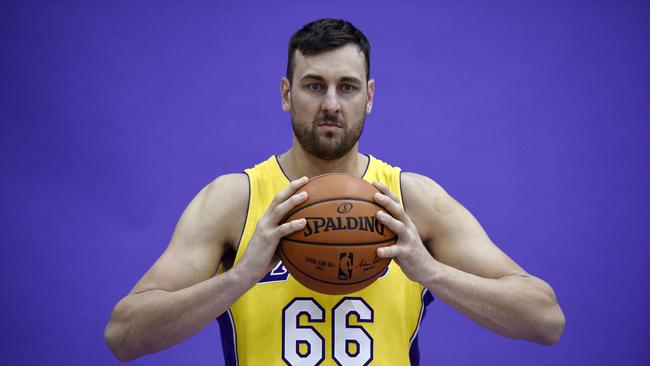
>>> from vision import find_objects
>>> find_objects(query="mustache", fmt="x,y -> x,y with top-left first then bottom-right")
316,114 -> 343,125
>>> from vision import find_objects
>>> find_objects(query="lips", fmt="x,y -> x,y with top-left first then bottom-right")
317,117 -> 342,128
317,121 -> 342,134
318,123 -> 342,132
320,121 -> 342,127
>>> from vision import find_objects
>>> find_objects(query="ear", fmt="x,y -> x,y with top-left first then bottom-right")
281,77 -> 292,112
366,79 -> 375,114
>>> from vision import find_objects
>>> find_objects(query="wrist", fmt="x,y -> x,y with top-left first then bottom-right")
420,258 -> 447,290
229,261 -> 262,289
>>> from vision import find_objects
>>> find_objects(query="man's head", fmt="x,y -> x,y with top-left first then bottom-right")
282,19 -> 374,161
286,18 -> 371,84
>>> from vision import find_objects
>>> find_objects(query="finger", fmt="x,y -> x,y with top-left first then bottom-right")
275,218 -> 307,238
377,245 -> 401,258
271,176 -> 309,207
372,181 -> 400,203
270,191 -> 309,223
374,192 -> 412,225
376,210 -> 411,238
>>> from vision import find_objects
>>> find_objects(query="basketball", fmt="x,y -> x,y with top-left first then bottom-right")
278,173 -> 396,295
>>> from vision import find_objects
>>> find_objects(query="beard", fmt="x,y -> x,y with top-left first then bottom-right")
291,112 -> 365,161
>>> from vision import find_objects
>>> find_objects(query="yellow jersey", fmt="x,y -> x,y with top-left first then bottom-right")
217,155 -> 433,366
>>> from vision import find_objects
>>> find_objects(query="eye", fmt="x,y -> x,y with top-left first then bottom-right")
308,83 -> 323,92
340,84 -> 357,93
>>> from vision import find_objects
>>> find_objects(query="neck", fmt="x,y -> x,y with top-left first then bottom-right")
278,140 -> 369,180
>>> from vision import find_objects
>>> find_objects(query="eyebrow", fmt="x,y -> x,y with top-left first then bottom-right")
341,76 -> 362,85
301,73 -> 325,81
300,74 -> 362,85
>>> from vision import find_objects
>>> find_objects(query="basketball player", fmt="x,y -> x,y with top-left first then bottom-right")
105,18 -> 565,365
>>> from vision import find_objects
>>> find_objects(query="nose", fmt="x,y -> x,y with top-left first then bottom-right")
321,88 -> 341,115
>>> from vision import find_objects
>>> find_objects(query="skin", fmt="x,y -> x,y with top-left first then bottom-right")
105,43 -> 565,361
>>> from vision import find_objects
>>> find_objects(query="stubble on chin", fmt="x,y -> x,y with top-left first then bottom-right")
291,114 -> 364,161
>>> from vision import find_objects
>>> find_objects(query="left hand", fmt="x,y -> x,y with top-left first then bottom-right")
372,181 -> 440,285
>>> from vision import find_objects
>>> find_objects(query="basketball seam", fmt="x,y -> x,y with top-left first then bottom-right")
284,197 -> 379,221
279,246 -> 391,287
282,236 -> 397,246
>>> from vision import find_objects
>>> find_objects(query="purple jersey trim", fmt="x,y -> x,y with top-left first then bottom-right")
217,310 -> 238,366
399,171 -> 405,209
409,289 -> 434,365
274,154 -> 292,182
361,154 -> 371,178
274,154 -> 371,180
236,172 -> 251,251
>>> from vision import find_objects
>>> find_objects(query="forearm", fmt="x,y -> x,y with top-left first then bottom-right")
425,262 -> 565,345
104,266 -> 256,361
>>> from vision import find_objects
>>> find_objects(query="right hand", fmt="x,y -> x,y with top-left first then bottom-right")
236,176 -> 309,283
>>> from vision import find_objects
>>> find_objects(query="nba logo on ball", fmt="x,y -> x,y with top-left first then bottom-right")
279,174 -> 397,295
338,252 -> 354,280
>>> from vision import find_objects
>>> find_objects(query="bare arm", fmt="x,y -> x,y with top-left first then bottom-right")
372,173 -> 565,345
104,174 -> 310,360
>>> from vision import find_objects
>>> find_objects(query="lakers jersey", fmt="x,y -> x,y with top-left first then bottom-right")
217,155 -> 433,366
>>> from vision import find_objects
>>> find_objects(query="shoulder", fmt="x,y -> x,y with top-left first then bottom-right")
202,173 -> 249,204
400,172 -> 452,212
201,173 -> 249,217
400,172 -> 459,240
191,173 -> 250,245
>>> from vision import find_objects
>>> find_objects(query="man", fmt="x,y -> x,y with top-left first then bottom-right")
105,18 -> 565,365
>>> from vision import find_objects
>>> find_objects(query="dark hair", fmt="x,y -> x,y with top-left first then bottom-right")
287,18 -> 371,83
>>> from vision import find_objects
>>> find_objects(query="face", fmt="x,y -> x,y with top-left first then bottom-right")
281,43 -> 375,160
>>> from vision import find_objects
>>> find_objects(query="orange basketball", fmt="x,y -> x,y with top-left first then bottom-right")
278,174 -> 396,295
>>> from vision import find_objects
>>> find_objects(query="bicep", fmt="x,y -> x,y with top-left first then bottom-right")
132,174 -> 248,294
403,173 -> 526,279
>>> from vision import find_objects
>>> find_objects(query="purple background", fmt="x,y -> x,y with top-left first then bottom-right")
1,1 -> 648,365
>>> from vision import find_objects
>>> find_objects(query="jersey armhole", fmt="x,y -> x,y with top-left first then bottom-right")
233,172 -> 251,256
398,170 -> 405,208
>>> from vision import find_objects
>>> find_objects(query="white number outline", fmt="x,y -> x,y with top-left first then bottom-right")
332,297 -> 374,366
282,297 -> 326,366
281,297 -> 375,366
